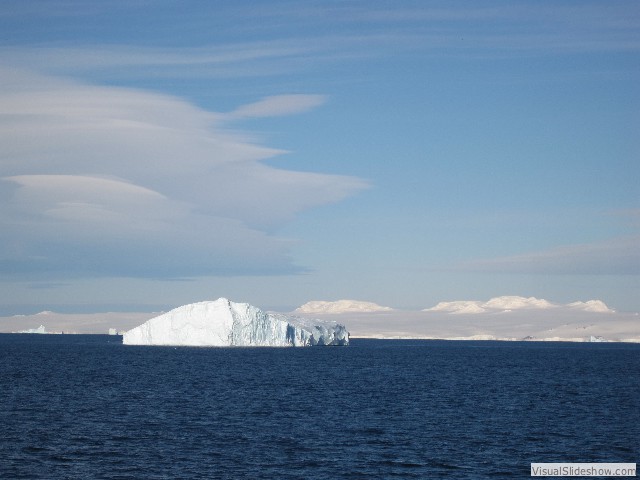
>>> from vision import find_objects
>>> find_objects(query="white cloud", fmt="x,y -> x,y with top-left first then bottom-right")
0,69 -> 368,279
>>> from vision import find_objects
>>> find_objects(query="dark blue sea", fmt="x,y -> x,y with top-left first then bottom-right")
1,335 -> 638,479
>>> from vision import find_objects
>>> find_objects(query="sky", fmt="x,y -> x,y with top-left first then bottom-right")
0,0 -> 639,315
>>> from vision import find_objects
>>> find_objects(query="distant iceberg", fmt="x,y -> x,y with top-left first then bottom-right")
123,298 -> 349,347
589,335 -> 607,343
17,325 -> 47,334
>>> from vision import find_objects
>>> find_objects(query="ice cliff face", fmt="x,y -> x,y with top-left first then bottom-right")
123,298 -> 349,347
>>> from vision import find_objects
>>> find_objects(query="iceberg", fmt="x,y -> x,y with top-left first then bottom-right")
123,298 -> 349,347
17,325 -> 47,334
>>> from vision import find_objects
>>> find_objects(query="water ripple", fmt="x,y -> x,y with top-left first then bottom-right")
1,335 -> 638,479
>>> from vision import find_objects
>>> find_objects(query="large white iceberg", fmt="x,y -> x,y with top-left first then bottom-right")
123,298 -> 349,347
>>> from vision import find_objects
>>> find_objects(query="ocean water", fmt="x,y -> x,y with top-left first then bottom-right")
1,335 -> 638,479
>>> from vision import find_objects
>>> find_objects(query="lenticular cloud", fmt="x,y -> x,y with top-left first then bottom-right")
0,68 -> 368,279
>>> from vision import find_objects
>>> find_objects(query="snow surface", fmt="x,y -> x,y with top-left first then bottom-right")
123,298 -> 349,347
1,295 -> 633,342
295,299 -> 393,314
1,311 -> 152,335
330,308 -> 640,343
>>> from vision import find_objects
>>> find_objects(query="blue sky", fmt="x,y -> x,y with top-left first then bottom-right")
0,0 -> 638,314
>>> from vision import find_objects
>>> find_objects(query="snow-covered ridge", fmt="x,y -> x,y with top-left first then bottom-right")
295,299 -> 393,314
123,298 -> 349,347
425,296 -> 615,314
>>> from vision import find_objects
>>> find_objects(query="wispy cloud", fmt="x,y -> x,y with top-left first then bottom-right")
225,94 -> 327,119
2,3 -> 637,82
0,2 -> 640,77
0,68 -> 368,279
458,236 -> 640,275
0,43 -> 311,74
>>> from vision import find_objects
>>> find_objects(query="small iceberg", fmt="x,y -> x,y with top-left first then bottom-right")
589,335 -> 606,343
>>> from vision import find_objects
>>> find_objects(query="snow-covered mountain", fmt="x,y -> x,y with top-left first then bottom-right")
295,299 -> 393,314
567,300 -> 614,313
123,298 -> 349,347
483,296 -> 555,310
425,296 -> 614,314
